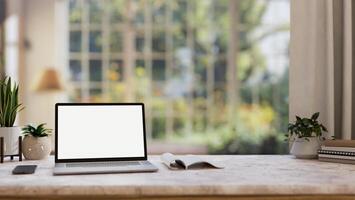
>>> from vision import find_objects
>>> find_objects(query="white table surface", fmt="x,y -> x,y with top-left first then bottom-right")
0,155 -> 355,197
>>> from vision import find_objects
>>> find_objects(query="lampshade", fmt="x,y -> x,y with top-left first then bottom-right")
35,68 -> 64,92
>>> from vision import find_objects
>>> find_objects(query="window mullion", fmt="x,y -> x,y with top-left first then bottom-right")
123,0 -> 135,102
227,0 -> 239,129
165,0 -> 173,137
185,0 -> 194,134
82,0 -> 90,102
206,2 -> 215,130
101,1 -> 110,101
145,0 -> 153,139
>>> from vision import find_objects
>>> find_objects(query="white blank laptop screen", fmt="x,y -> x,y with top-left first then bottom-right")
57,105 -> 145,160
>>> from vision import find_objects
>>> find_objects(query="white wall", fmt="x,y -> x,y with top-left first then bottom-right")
23,0 -> 56,130
7,0 -> 68,140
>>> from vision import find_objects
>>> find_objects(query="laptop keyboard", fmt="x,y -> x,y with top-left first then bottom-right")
66,161 -> 142,168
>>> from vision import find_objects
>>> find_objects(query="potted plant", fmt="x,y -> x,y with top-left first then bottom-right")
22,123 -> 52,160
0,77 -> 24,156
287,112 -> 328,159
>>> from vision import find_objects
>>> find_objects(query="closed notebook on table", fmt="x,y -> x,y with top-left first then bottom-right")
323,140 -> 355,147
319,157 -> 355,164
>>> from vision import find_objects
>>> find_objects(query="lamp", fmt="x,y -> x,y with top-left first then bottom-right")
34,68 -> 64,92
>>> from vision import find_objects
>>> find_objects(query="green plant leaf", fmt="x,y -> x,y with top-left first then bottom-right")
311,112 -> 319,120
320,124 -> 328,132
296,116 -> 301,122
302,118 -> 311,125
287,113 -> 328,139
0,77 -> 24,127
22,123 -> 51,137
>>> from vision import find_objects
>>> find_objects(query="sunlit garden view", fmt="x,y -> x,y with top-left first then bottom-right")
68,0 -> 290,154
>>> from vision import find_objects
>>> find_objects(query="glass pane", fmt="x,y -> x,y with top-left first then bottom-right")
89,31 -> 102,52
69,31 -> 81,52
193,28 -> 209,56
135,35 -> 144,52
109,82 -> 125,101
135,59 -> 145,77
152,98 -> 167,113
214,58 -> 226,82
110,31 -> 123,52
173,117 -> 185,134
109,60 -> 124,81
193,111 -> 207,132
88,0 -> 102,24
213,0 -> 228,21
69,0 -> 82,24
70,88 -> 82,102
193,98 -> 207,112
194,56 -> 207,83
172,0 -> 187,24
194,81 -> 207,98
152,1 -> 166,24
135,59 -> 145,69
89,88 -> 103,102
214,33 -> 227,54
89,60 -> 102,81
214,84 -> 226,105
110,0 -> 125,23
173,28 -> 187,50
69,60 -> 82,81
213,1 -> 228,55
152,82 -> 165,97
152,31 -> 165,52
135,60 -> 147,100
152,116 -> 166,138
172,100 -> 188,114
152,59 -> 166,81
133,0 -> 145,25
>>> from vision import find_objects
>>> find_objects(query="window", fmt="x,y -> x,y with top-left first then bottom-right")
68,0 -> 290,154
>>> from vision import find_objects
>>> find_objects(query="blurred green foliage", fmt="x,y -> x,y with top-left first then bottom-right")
68,0 -> 290,154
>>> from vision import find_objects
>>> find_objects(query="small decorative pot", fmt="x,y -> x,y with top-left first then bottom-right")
0,127 -> 21,155
22,135 -> 51,160
290,137 -> 321,159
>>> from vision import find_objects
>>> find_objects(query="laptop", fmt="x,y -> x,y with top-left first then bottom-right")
53,103 -> 158,175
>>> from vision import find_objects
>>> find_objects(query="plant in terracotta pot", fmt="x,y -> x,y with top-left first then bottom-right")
21,123 -> 52,160
287,112 -> 328,159
0,77 -> 24,156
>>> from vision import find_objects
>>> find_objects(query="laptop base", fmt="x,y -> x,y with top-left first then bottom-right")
53,160 -> 158,175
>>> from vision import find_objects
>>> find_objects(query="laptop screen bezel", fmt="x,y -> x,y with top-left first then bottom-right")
55,103 -> 148,163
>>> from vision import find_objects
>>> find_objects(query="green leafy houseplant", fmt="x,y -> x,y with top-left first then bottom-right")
22,123 -> 52,137
0,77 -> 24,127
287,112 -> 328,141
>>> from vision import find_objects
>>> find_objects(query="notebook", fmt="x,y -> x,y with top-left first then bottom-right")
161,153 -> 224,170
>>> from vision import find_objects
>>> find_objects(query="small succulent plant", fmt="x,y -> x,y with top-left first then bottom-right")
22,123 -> 52,137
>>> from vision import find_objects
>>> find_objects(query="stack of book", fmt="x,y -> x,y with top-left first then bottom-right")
318,140 -> 355,164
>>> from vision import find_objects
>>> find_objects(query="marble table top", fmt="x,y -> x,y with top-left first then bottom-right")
0,155 -> 355,197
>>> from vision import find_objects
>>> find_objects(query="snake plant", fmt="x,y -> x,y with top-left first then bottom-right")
0,77 -> 24,127
22,123 -> 52,137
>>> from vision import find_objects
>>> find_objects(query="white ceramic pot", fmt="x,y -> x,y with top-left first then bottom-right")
290,137 -> 321,159
22,135 -> 51,160
0,127 -> 21,155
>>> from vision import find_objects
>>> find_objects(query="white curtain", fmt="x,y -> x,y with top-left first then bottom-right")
290,0 -> 354,139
